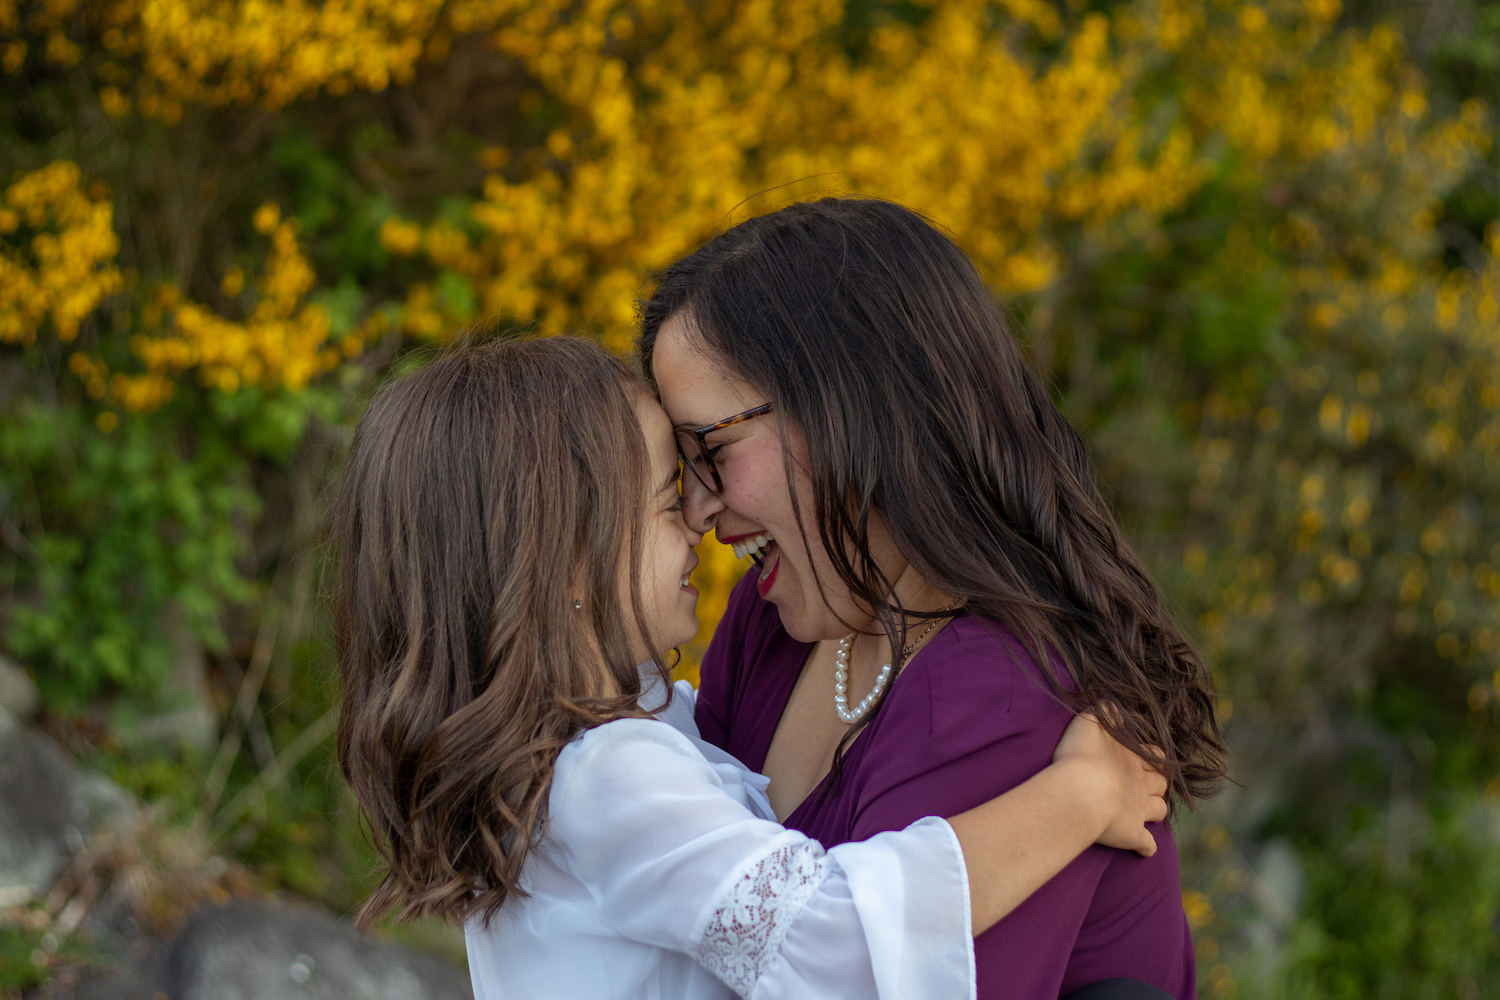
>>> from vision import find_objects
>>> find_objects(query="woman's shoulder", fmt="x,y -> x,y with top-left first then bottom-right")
904,612 -> 1069,719
827,614 -> 1081,840
855,613 -> 1073,781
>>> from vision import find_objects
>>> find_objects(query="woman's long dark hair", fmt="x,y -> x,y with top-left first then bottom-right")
334,337 -> 662,930
639,197 -> 1227,807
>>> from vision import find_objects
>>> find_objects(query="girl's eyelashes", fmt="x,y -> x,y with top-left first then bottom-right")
665,478 -> 686,513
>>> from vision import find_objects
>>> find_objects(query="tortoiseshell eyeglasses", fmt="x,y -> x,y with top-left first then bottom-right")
675,402 -> 774,495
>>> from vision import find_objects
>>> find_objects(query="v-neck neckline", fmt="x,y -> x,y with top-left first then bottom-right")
769,615 -> 963,825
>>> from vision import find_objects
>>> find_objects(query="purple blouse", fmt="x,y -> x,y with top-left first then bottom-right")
696,573 -> 1197,1000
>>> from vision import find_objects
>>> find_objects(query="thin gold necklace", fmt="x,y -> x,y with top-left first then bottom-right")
833,602 -> 960,724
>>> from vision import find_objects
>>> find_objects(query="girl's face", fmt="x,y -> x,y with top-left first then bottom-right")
626,392 -> 705,660
650,314 -> 907,644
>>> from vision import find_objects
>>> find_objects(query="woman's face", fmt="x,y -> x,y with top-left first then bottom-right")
625,391 -> 704,660
651,314 -> 904,644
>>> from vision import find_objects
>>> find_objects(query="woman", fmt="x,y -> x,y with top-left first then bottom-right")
638,198 -> 1228,999
333,337 -> 1170,1000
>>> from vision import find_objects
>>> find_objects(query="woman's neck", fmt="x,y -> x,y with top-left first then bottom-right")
842,561 -> 959,680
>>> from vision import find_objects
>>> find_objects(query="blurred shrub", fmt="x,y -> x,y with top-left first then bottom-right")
0,0 -> 1497,993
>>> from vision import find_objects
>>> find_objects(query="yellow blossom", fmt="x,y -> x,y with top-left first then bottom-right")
0,161 -> 123,345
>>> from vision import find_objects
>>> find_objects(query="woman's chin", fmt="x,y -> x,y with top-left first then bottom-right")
775,605 -> 841,645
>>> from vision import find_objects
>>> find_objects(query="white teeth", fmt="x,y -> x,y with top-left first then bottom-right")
730,532 -> 775,560
747,533 -> 774,560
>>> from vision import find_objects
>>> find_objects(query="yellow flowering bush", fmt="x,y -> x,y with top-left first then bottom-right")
0,161 -> 122,345
3,0 -> 1488,675
2,1 -> 1499,991
379,0 -> 1212,349
117,204 -> 336,410
2,0 -> 458,117
0,165 -> 340,411
1176,76 -> 1493,695
7,0 -> 1455,405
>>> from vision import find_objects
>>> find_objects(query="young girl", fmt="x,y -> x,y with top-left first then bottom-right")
334,336 -> 1168,1000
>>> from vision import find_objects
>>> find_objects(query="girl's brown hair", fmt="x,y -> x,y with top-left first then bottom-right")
639,198 -> 1227,808
334,336 -> 661,929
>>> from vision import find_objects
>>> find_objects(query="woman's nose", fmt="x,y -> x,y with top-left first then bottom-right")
681,469 -> 724,534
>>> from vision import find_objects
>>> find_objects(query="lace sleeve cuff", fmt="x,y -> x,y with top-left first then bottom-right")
694,838 -> 832,998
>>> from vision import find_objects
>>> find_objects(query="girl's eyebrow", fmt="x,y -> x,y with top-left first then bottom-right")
657,468 -> 681,494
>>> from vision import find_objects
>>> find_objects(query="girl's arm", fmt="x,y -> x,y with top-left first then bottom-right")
548,714 -> 1162,1000
662,671 -> 1167,937
947,712 -> 1168,934
551,719 -> 967,1000
770,714 -> 1164,998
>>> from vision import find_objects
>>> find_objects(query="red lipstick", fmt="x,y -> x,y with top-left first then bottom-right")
755,549 -> 779,598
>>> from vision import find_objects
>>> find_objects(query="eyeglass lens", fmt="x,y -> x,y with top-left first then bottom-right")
676,430 -> 721,494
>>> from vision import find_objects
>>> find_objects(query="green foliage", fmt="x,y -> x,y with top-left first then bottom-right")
0,922 -> 95,991
1046,4 -> 1500,994
0,385 -> 256,710
107,751 -> 209,822
1282,801 -> 1500,1000
0,927 -> 49,993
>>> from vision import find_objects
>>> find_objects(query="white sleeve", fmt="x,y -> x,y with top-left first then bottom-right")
548,718 -> 973,1000
758,819 -> 976,1000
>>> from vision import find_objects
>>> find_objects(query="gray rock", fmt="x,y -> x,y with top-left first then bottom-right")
0,709 -> 138,906
0,653 -> 39,718
77,771 -> 138,833
68,899 -> 472,1000
0,708 -> 88,899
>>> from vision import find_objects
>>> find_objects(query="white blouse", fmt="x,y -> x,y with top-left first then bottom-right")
464,678 -> 975,1000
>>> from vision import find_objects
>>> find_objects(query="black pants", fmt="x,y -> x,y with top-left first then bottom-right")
1062,980 -> 1177,1000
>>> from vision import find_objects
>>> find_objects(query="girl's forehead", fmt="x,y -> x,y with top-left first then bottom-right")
634,393 -> 672,433
632,394 -> 677,459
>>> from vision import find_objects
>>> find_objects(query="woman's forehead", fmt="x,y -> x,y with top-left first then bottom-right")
652,314 -> 762,425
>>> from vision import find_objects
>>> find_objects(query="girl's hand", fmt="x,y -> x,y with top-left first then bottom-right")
1052,713 -> 1168,857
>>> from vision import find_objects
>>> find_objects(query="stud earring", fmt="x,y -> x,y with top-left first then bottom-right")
574,600 -> 583,610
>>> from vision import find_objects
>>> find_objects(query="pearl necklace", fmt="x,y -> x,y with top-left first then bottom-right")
833,604 -> 958,724
833,636 -> 891,724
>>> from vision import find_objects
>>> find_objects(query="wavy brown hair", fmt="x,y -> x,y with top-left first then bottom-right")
334,336 -> 663,930
639,197 -> 1227,808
